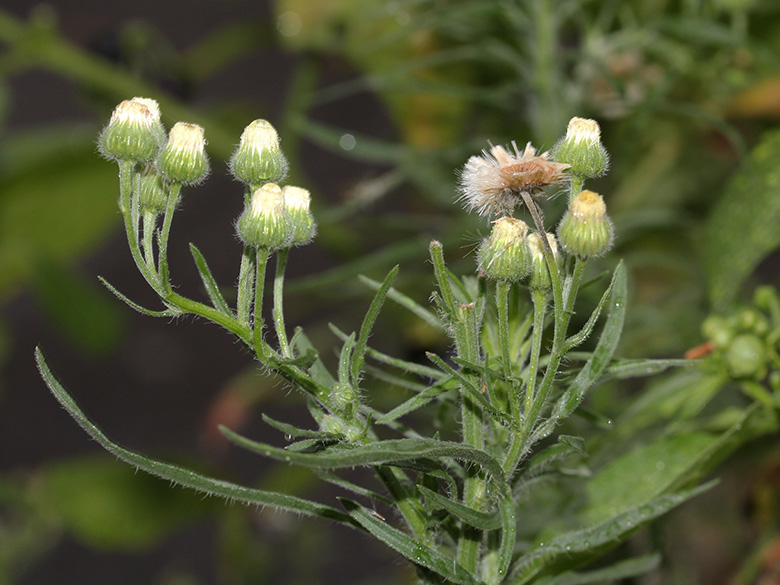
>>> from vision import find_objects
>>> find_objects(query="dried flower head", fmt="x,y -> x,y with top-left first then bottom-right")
458,142 -> 570,217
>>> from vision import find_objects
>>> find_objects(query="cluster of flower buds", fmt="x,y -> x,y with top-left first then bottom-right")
99,97 -> 316,251
462,116 -> 614,287
230,119 -> 316,250
700,286 -> 780,387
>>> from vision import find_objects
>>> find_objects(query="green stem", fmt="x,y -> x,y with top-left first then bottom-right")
569,175 -> 584,201
118,161 -> 159,288
495,280 -> 517,416
157,182 -> 182,291
504,288 -> 547,475
516,257 -> 587,465
273,248 -> 292,358
142,210 -> 157,272
253,247 -> 271,359
236,245 -> 256,328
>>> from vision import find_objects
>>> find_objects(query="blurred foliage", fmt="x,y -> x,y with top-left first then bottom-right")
2,0 -> 780,583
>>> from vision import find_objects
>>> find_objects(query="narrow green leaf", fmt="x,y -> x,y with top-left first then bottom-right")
603,357 -> 694,380
509,483 -> 714,585
313,470 -> 392,504
221,428 -> 508,491
351,265 -> 399,385
340,498 -> 485,585
376,379 -> 453,425
331,323 -> 444,379
703,128 -> 780,307
562,269 -> 619,353
336,329 -> 356,385
418,485 -> 501,530
359,274 -> 444,331
293,329 -> 337,388
538,263 -> 626,443
99,277 -> 178,318
189,243 -> 232,316
261,413 -> 336,440
546,554 -> 661,585
36,348 -> 353,525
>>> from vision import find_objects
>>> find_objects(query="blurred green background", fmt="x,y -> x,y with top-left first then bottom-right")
2,1 -> 780,584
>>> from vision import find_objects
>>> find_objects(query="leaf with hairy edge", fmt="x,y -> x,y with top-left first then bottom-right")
704,129 -> 780,308
545,554 -> 660,585
293,329 -> 336,388
189,243 -> 232,316
351,265 -> 399,385
36,348 -> 354,526
534,263 -> 626,445
508,482 -> 714,585
340,498 -> 485,585
261,413 -> 337,440
220,428 -> 508,493
359,274 -> 444,331
562,268 -> 619,353
99,277 -> 178,318
418,485 -> 501,530
376,380 -> 452,425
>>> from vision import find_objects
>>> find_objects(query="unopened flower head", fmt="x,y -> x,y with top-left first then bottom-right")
230,119 -> 289,187
137,171 -> 169,214
99,97 -> 165,163
282,185 -> 316,246
526,231 -> 559,290
551,117 -> 609,179
236,183 -> 290,249
557,190 -> 614,257
458,142 -> 570,217
156,122 -> 210,185
477,216 -> 531,281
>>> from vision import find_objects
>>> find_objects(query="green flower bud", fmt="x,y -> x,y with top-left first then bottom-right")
282,185 -> 316,246
330,381 -> 359,416
236,183 -> 290,249
526,232 -> 559,290
319,414 -> 344,435
557,190 -> 614,257
137,172 -> 169,214
477,217 -> 531,281
726,333 -> 767,379
99,98 -> 165,163
156,122 -> 210,185
230,119 -> 289,186
701,315 -> 734,349
551,117 -> 609,178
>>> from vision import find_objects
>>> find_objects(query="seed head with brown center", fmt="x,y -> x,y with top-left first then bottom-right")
458,141 -> 570,217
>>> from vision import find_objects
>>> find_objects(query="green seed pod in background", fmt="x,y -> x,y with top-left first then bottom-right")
99,98 -> 165,163
551,117 -> 609,179
701,315 -> 735,349
557,190 -> 614,257
236,183 -> 290,249
156,122 -> 210,185
230,119 -> 289,187
726,333 -> 767,379
477,217 -> 531,281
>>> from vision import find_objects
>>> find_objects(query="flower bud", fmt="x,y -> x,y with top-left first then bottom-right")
319,414 -> 345,435
230,119 -> 289,186
557,190 -> 614,257
551,117 -> 609,178
477,217 -> 530,281
526,232 -> 559,290
99,98 -> 165,163
282,185 -> 316,246
137,172 -> 169,214
329,381 -> 359,416
726,333 -> 767,379
236,183 -> 290,249
156,122 -> 210,185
